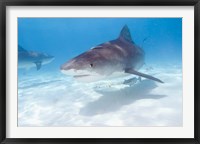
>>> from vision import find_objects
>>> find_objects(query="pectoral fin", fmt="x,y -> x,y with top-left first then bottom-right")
125,68 -> 164,83
34,61 -> 42,70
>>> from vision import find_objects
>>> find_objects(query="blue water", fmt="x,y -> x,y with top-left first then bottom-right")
18,18 -> 182,72
18,18 -> 182,127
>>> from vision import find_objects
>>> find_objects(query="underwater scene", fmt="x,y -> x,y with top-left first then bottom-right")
18,18 -> 182,127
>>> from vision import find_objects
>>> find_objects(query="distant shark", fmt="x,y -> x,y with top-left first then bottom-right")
18,45 -> 55,70
60,25 -> 163,83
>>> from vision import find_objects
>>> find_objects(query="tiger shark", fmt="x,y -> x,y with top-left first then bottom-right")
18,45 -> 55,70
60,25 -> 163,83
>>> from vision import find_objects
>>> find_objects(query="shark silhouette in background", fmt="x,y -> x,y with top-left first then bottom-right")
18,45 -> 55,70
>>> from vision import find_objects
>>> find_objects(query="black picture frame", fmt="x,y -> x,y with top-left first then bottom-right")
0,0 -> 199,144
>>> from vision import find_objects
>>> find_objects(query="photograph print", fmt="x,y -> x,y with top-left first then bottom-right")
18,18 -> 182,127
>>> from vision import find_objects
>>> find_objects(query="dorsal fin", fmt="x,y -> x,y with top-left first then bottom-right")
18,45 -> 27,52
119,25 -> 134,44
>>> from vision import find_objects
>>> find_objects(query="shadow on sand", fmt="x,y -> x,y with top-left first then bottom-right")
79,80 -> 166,116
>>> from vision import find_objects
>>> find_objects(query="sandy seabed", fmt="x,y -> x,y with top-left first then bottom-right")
18,65 -> 182,127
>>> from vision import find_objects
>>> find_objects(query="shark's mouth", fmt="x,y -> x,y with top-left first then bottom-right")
61,69 -> 90,76
73,74 -> 104,82
61,69 -> 105,82
73,74 -> 91,78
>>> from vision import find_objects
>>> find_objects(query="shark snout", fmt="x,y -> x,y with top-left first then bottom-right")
60,59 -> 78,70
60,62 -> 78,76
60,62 -> 93,77
60,63 -> 71,71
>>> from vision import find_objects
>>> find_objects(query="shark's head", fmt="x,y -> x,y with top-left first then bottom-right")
60,49 -> 121,82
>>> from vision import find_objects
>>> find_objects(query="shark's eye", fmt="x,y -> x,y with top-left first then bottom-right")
90,63 -> 93,67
